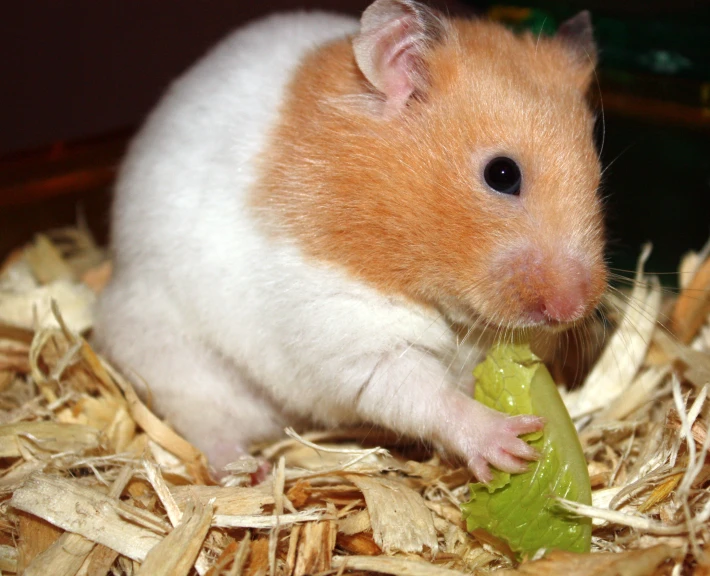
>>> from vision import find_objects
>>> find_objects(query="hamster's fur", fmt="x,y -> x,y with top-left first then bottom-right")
95,1 -> 607,481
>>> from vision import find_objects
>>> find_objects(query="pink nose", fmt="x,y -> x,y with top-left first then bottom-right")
524,258 -> 591,324
538,281 -> 588,323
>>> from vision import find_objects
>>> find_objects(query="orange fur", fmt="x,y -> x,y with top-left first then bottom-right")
253,17 -> 607,329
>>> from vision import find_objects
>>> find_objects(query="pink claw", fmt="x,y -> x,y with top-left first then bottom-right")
443,400 -> 546,482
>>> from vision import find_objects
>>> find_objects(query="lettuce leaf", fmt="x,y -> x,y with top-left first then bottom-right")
461,343 -> 591,557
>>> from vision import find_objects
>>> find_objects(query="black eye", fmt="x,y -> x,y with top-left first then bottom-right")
484,157 -> 522,196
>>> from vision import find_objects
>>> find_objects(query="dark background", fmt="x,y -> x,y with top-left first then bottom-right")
1,1 -> 378,154
2,1 -> 709,279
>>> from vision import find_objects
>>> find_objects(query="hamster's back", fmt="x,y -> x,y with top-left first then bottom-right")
110,12 -> 359,275
95,11 -> 363,408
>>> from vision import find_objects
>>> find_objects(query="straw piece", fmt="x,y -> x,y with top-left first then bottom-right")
223,455 -> 260,475
229,532 -> 253,576
23,532 -> 96,576
0,338 -> 30,372
336,532 -> 382,555
136,497 -> 213,576
16,513 -> 63,573
213,509 -> 326,529
572,245 -> 661,418
268,456 -> 286,576
21,466 -> 133,576
597,365 -> 671,422
81,260 -> 112,294
279,429 -> 395,476
557,498 -> 688,535
346,474 -> 438,555
145,459 -> 215,576
144,460 -> 182,526
292,520 -> 336,576
0,322 -> 34,344
0,544 -> 18,573
337,509 -> 371,535
639,473 -> 683,513
654,329 -> 710,389
11,474 -> 163,562
3,227 -> 710,574
0,421 -> 101,457
496,544 -> 680,575
0,459 -> 47,494
102,361 -> 211,483
82,544 -> 120,576
673,254 -> 710,344
24,234 -> 76,284
205,533 -> 252,576
0,280 -> 96,333
102,404 -> 136,452
76,339 -> 124,401
171,484 -> 274,516
331,555 -> 467,576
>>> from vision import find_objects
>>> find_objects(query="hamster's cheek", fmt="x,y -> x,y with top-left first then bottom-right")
463,242 -> 603,330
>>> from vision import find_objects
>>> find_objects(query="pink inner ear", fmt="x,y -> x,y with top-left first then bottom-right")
373,15 -> 421,110
354,0 -> 445,115
355,11 -> 426,114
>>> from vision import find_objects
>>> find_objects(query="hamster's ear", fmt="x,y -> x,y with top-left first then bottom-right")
556,11 -> 597,91
353,0 -> 446,115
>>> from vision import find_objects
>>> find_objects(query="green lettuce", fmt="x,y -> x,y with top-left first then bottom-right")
461,343 -> 592,557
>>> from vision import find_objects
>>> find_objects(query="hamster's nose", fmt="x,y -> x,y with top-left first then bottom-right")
529,258 -> 591,324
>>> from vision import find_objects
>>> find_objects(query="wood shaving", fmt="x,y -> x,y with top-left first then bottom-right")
0,421 -> 101,457
346,474 -> 439,555
136,497 -> 213,576
0,227 -> 708,575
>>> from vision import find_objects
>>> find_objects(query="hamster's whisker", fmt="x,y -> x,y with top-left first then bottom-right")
534,18 -> 548,55
596,288 -> 684,384
456,314 -> 497,381
381,311 -> 458,422
455,314 -> 488,379
572,322 -> 585,385
398,311 -> 450,360
607,272 -> 685,297
591,47 -> 606,159
600,291 -> 657,346
575,314 -> 602,384
433,319 -> 468,394
609,273 -> 710,314
599,144 -> 632,180
605,284 -> 674,335
434,308 -> 491,396
594,299 -> 641,381
608,267 -> 694,277
607,271 -> 693,296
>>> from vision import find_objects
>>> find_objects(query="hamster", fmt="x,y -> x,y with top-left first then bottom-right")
94,0 -> 607,482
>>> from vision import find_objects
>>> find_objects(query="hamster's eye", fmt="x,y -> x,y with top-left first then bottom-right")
484,157 -> 522,196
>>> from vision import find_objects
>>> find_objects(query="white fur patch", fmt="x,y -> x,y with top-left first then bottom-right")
95,12 -> 481,463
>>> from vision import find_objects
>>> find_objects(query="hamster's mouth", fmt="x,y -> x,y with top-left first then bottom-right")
442,300 -> 582,336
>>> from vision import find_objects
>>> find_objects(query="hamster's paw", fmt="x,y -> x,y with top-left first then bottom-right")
453,404 -> 544,483
205,438 -> 273,485
205,440 -> 249,476
251,460 -> 272,485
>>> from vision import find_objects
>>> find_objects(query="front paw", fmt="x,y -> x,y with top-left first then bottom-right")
450,403 -> 544,483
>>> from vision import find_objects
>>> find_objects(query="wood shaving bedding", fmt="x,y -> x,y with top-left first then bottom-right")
0,227 -> 708,575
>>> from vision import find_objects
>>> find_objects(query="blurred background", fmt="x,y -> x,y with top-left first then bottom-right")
2,0 -> 709,278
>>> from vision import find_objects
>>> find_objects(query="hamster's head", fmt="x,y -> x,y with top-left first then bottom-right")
258,0 -> 608,334
348,0 -> 608,331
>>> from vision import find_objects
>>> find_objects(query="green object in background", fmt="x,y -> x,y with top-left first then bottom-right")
485,3 -> 710,106
482,2 -> 710,284
486,6 -> 558,37
461,344 -> 592,558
